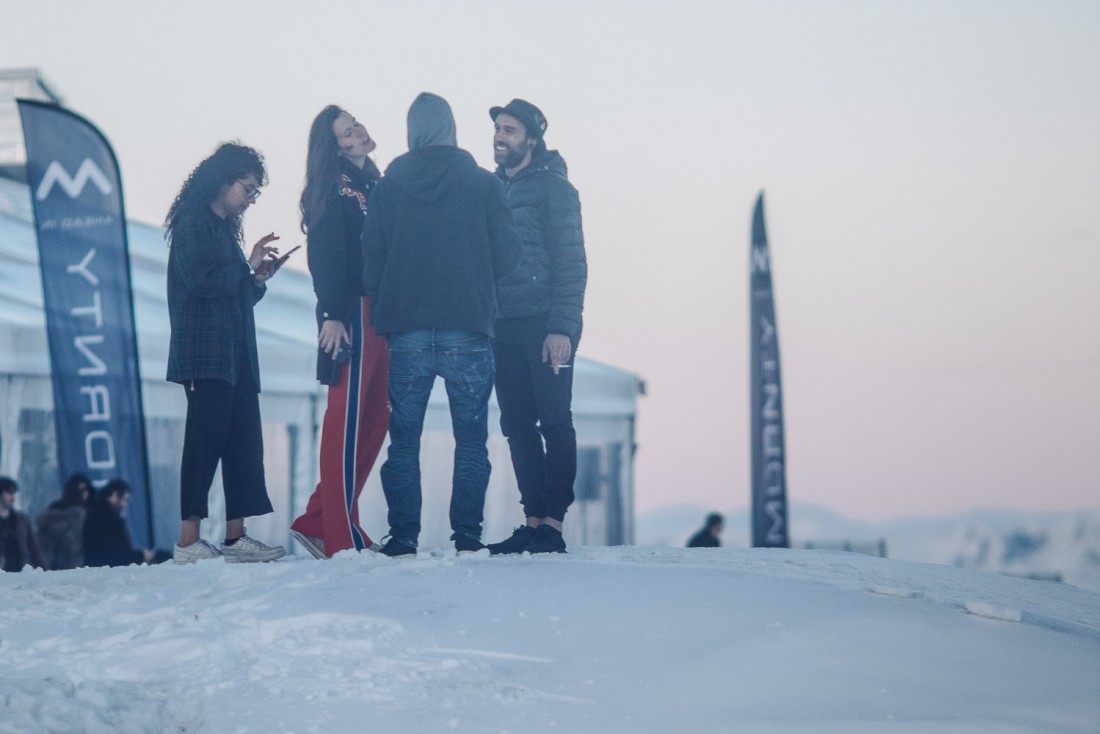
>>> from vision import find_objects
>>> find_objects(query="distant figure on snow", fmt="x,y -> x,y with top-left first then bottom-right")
83,479 -> 159,568
36,472 -> 91,570
0,476 -> 45,572
687,512 -> 724,548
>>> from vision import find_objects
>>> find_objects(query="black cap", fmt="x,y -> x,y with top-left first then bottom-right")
489,99 -> 548,139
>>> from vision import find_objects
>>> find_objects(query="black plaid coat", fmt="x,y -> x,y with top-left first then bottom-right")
166,208 -> 265,389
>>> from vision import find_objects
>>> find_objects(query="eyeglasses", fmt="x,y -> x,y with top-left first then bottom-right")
237,181 -> 262,200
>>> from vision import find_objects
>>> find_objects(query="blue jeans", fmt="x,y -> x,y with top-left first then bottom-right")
380,329 -> 494,547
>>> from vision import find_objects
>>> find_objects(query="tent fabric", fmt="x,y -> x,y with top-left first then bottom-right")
0,175 -> 642,549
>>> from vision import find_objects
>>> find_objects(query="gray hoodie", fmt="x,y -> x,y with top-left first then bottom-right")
407,92 -> 457,150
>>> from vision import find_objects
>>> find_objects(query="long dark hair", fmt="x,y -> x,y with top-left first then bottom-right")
165,142 -> 267,245
300,105 -> 381,234
54,473 -> 91,508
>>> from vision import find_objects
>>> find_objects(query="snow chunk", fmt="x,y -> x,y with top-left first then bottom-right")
964,600 -> 1023,622
868,585 -> 923,599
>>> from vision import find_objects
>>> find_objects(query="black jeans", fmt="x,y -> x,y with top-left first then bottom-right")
179,372 -> 273,521
492,339 -> 577,522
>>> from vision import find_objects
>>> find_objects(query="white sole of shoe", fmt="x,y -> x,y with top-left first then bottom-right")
223,547 -> 287,564
172,544 -> 222,564
223,553 -> 285,563
290,530 -> 327,560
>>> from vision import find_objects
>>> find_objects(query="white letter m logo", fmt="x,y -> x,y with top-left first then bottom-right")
36,159 -> 113,201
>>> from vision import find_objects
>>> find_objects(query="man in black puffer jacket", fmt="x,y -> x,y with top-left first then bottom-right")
485,99 -> 587,556
83,479 -> 155,568
362,92 -> 521,558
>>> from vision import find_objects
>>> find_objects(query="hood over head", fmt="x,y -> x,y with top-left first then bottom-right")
407,92 -> 457,151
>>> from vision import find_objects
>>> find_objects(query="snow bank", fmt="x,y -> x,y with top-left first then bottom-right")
2,547 -> 1098,733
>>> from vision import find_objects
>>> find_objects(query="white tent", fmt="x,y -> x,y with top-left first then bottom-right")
0,172 -> 643,551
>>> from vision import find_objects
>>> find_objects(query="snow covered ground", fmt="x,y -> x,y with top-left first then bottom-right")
2,546 -> 1098,733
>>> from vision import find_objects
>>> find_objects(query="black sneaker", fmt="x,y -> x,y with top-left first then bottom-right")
525,525 -> 567,554
455,536 -> 487,555
378,537 -> 417,559
487,525 -> 537,556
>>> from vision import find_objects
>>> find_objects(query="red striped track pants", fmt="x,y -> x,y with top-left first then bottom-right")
291,298 -> 388,555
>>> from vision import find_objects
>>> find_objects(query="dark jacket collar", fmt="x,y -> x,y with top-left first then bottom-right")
497,148 -> 569,184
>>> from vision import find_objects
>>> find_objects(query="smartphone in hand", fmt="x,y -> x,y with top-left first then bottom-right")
334,342 -> 354,364
271,245 -> 301,272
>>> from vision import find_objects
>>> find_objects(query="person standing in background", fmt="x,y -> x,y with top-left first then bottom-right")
0,477 -> 44,572
35,472 -> 91,570
687,513 -> 724,548
165,142 -> 287,565
83,479 -> 159,567
290,106 -> 389,559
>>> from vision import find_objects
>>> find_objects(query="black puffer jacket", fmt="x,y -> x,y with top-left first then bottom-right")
495,149 -> 586,340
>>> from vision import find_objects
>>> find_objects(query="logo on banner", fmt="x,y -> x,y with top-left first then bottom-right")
36,159 -> 113,201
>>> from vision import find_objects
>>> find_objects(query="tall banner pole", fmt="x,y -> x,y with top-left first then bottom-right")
17,99 -> 154,548
749,192 -> 790,548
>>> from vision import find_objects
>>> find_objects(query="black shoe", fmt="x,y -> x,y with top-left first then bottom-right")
487,525 -> 537,556
455,536 -> 486,555
379,537 -> 417,559
525,525 -> 567,554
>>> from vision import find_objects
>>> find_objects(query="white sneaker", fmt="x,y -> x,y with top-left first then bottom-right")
173,539 -> 224,564
222,535 -> 287,563
290,530 -> 326,560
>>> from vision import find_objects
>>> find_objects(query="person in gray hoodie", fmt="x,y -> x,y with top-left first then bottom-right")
362,92 -> 521,558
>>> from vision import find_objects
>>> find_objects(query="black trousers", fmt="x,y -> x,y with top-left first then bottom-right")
492,339 -> 577,522
179,372 -> 273,521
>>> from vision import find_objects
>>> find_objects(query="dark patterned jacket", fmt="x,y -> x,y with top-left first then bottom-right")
307,158 -> 378,385
166,208 -> 265,389
494,149 -> 586,342
0,510 -> 44,572
35,504 -> 85,570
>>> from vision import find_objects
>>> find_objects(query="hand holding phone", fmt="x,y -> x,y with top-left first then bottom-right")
271,245 -> 301,272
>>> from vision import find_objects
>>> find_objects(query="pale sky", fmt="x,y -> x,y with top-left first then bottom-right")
3,0 -> 1098,520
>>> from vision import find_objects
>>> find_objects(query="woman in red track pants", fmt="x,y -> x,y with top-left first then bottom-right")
290,106 -> 389,558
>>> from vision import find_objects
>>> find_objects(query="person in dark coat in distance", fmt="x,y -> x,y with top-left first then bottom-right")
362,92 -> 522,558
0,476 -> 45,572
35,472 -> 91,570
290,105 -> 389,560
484,99 -> 587,556
165,142 -> 287,564
83,479 -> 157,568
687,512 -> 724,548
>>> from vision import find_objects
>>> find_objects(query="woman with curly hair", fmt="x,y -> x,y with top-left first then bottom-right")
289,106 -> 389,559
165,142 -> 286,564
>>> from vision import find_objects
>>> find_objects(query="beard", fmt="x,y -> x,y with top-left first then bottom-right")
494,141 -> 531,169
